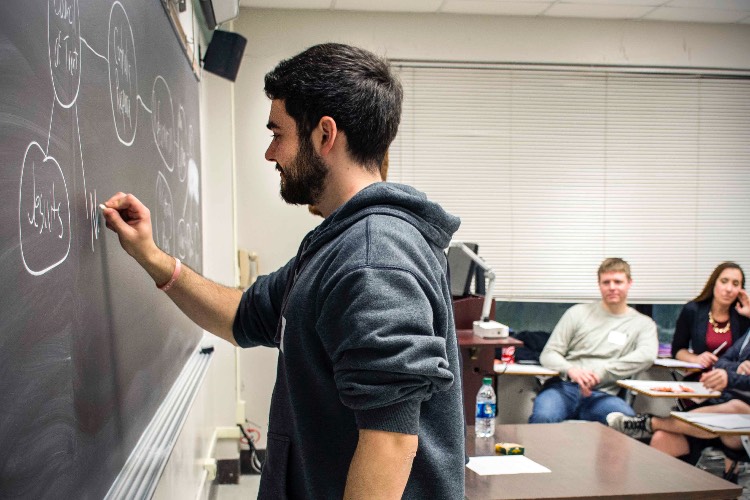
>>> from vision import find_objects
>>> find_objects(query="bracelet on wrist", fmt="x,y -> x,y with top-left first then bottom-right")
158,257 -> 182,292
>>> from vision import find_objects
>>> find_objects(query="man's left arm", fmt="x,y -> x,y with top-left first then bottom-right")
597,320 -> 658,385
344,429 -> 418,500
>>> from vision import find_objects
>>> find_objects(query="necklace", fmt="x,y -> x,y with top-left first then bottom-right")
708,311 -> 731,334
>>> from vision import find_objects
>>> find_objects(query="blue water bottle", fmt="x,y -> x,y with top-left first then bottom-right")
475,377 -> 496,438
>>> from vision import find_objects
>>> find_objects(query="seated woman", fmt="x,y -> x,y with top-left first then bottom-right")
608,292 -> 750,474
672,262 -> 750,368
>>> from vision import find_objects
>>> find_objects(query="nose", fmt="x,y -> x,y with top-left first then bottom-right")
265,142 -> 275,162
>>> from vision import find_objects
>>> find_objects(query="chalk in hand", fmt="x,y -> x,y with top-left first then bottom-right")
99,203 -> 106,211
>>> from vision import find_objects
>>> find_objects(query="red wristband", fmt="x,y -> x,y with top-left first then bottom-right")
158,258 -> 182,291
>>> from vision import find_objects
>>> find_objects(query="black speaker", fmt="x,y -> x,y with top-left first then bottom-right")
203,30 -> 246,82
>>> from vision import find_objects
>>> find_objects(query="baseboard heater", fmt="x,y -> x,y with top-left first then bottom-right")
104,344 -> 214,499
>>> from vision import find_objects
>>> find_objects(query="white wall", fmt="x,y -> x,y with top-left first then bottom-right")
229,6 -> 750,447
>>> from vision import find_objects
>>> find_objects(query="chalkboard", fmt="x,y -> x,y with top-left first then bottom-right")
0,1 -> 203,498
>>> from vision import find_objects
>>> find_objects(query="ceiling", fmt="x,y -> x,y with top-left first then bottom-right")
238,0 -> 750,24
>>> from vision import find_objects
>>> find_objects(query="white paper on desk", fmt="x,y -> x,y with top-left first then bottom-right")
466,455 -> 551,475
495,363 -> 558,376
653,359 -> 704,369
685,413 -> 750,430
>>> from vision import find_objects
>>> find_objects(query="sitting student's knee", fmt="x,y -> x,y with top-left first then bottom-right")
651,430 -> 689,457
528,406 -> 566,424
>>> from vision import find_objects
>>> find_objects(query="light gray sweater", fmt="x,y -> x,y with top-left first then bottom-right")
540,301 -> 658,395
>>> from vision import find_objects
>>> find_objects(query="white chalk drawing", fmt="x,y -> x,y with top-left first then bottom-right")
81,36 -> 107,62
152,76 -> 175,172
137,95 -> 152,114
107,1 -> 138,146
75,104 -> 100,250
48,0 -> 81,108
176,158 -> 200,261
155,171 -> 175,255
20,0 -> 199,275
176,105 -> 188,182
19,141 -> 71,275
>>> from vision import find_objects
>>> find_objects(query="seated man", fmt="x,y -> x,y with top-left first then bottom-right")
608,291 -> 750,469
529,257 -> 658,424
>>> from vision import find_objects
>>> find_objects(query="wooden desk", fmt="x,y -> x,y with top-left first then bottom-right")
465,422 -> 742,500
671,412 -> 750,436
458,330 -> 522,425
617,380 -> 721,399
495,363 -> 559,377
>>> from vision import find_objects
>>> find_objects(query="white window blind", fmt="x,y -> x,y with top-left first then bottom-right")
389,64 -> 750,303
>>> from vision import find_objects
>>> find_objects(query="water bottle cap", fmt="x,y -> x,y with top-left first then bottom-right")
482,377 -> 492,385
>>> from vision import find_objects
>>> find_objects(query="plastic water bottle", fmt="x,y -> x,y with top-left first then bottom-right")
475,377 -> 496,438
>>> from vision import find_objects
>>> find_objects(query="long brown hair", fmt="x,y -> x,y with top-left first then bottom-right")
693,262 -> 745,303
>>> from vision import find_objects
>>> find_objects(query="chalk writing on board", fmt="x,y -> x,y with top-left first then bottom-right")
108,1 -> 138,146
18,141 -> 72,276
176,105 -> 188,182
152,76 -> 175,172
177,158 -> 200,261
19,0 -> 198,275
48,0 -> 81,108
155,171 -> 175,255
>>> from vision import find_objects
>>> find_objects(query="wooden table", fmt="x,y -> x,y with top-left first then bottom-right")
617,380 -> 721,399
458,330 -> 522,425
495,363 -> 559,377
465,422 -> 742,500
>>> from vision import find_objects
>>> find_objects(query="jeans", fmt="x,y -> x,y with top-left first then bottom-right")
528,380 -> 635,424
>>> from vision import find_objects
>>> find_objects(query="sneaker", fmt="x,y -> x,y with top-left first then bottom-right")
606,412 -> 653,439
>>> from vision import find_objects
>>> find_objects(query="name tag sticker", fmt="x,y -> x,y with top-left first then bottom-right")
608,330 -> 627,346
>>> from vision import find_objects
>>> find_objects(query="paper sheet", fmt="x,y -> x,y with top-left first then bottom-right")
495,363 -> 558,376
618,379 -> 720,397
466,455 -> 551,475
677,412 -> 750,430
653,358 -> 704,369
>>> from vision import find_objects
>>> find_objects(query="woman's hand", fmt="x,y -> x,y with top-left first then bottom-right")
736,289 -> 750,318
695,350 -> 719,368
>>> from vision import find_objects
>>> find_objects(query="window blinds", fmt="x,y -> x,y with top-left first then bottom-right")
389,64 -> 750,303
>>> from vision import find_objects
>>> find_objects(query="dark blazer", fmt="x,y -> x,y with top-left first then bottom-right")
716,331 -> 750,395
671,300 -> 750,358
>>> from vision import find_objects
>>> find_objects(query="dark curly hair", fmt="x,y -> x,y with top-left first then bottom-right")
264,43 -> 402,171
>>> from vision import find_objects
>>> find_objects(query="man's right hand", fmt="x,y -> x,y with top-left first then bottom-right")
101,192 -> 159,265
700,368 -> 728,392
567,367 -> 600,397
101,192 -> 242,345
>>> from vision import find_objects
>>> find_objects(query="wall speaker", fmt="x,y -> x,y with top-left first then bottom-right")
203,30 -> 247,82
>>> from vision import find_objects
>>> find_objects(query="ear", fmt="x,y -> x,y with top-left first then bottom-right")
312,116 -> 338,156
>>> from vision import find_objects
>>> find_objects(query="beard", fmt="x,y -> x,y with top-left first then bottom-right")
278,136 -> 329,206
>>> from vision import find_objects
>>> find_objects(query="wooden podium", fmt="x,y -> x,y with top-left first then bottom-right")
453,295 -> 522,425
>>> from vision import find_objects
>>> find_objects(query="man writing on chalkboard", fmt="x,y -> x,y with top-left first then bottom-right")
101,43 -> 464,500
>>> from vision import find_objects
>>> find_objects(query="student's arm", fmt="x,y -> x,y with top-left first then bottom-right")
672,303 -> 698,361
343,429 -> 417,500
539,309 -> 576,376
715,332 -> 747,374
101,193 -> 241,345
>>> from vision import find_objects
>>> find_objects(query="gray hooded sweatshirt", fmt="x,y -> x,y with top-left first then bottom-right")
233,182 -> 465,499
